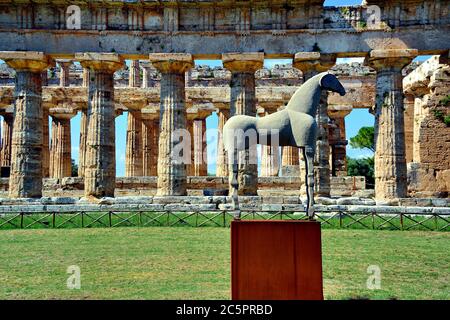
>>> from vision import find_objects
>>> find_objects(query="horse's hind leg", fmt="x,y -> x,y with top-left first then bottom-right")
302,146 -> 315,219
227,143 -> 240,218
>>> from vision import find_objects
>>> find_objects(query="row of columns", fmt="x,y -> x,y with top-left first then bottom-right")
0,49 -> 417,201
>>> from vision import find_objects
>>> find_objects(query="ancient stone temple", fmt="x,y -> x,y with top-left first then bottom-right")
0,0 -> 448,205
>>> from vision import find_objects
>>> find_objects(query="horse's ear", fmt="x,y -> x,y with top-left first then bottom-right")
319,73 -> 336,88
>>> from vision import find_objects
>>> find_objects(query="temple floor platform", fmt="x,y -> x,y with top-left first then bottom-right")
0,196 -> 448,214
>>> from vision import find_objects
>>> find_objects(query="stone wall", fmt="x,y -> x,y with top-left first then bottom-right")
0,175 -> 366,198
404,56 -> 450,197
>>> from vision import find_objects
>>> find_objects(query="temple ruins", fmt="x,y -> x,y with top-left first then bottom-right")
0,0 -> 448,209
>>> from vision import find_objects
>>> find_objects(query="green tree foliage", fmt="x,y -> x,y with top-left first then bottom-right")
71,159 -> 78,177
347,126 -> 375,189
349,126 -> 374,152
347,156 -> 375,189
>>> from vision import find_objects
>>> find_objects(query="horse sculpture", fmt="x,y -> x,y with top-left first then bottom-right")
223,72 -> 346,219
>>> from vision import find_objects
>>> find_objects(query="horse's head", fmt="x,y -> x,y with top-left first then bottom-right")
319,73 -> 346,96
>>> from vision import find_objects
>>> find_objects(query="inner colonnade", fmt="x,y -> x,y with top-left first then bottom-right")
0,50 -> 434,201
0,0 -> 448,201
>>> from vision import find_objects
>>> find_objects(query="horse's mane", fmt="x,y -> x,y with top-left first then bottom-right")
285,73 -> 324,116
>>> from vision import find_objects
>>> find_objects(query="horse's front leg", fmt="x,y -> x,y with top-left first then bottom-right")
302,146 -> 315,219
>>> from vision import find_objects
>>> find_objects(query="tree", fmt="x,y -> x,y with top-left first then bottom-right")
347,126 -> 375,189
71,159 -> 78,177
349,126 -> 374,152
347,156 -> 374,189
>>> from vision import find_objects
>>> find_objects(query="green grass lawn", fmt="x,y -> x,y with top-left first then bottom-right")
0,227 -> 448,300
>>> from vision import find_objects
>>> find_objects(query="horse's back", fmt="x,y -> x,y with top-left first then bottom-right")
223,115 -> 258,150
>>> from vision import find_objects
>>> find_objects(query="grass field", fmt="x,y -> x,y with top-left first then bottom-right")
0,227 -> 448,300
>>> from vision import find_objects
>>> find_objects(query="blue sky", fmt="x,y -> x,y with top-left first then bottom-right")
2,0 -> 433,176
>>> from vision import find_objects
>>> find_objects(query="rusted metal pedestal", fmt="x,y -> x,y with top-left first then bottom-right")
231,220 -> 323,300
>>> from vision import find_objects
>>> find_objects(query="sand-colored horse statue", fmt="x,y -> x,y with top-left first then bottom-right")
223,72 -> 346,219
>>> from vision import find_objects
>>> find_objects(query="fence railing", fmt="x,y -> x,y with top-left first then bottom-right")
0,209 -> 449,231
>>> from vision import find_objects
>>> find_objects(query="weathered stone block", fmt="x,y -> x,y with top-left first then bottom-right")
114,196 -> 153,204
316,197 -> 337,205
261,204 -> 283,211
164,204 -> 217,211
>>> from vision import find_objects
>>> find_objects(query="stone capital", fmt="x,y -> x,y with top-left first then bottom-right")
222,52 -> 264,73
50,107 -> 77,120
58,59 -> 72,68
293,52 -> 336,73
187,109 -> 212,121
366,49 -> 418,71
75,53 -> 124,73
148,53 -> 193,74
403,81 -> 430,97
0,51 -> 54,72
1,111 -> 13,121
141,104 -> 160,120
327,105 -> 352,119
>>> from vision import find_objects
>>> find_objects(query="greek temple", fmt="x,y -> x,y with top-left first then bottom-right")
0,0 -> 448,207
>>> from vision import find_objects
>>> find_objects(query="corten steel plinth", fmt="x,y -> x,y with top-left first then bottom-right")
231,220 -> 323,300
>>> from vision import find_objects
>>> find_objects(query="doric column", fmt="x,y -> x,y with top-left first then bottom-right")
328,105 -> 352,177
186,119 -> 195,176
125,111 -> 143,176
129,60 -> 141,88
0,51 -> 53,198
403,83 -> 430,164
403,95 -> 414,163
141,62 -> 157,88
367,49 -> 417,200
78,110 -> 88,177
279,98 -> 298,176
49,113 -> 75,179
216,109 -> 229,177
41,70 -> 48,86
82,67 -> 90,87
192,113 -> 209,176
41,71 -> 49,177
257,107 -> 280,177
149,53 -> 193,196
58,60 -> 71,87
76,53 -> 124,198
142,114 -> 159,176
222,52 -> 264,196
0,114 -> 13,168
78,69 -> 90,177
294,52 -> 336,196
281,146 -> 299,176
42,107 -> 50,177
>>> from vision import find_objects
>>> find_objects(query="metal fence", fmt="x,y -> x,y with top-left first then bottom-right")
0,209 -> 449,231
